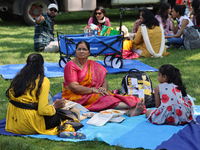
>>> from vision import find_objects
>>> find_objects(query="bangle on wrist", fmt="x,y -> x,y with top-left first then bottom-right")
91,87 -> 94,93
52,103 -> 56,109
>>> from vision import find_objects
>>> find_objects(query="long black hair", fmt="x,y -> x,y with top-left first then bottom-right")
173,4 -> 186,16
192,0 -> 200,25
6,53 -> 45,99
142,10 -> 159,29
139,8 -> 148,16
159,64 -> 187,96
192,0 -> 200,15
157,3 -> 171,24
92,6 -> 106,26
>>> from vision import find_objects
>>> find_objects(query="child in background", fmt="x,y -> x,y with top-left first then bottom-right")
145,64 -> 193,125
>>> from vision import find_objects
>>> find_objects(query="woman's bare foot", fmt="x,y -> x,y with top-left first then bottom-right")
126,101 -> 144,117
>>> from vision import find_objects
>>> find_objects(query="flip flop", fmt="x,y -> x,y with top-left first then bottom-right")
58,131 -> 86,139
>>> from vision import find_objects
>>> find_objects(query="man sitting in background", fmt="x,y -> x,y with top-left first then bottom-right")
34,3 -> 59,52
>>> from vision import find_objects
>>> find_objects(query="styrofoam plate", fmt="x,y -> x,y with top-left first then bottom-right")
99,109 -> 126,117
87,113 -> 113,126
109,116 -> 125,123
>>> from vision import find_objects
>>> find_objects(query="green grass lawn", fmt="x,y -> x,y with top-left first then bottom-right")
0,8 -> 200,150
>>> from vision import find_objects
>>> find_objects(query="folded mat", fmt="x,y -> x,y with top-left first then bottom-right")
0,60 -> 158,79
1,106 -> 200,149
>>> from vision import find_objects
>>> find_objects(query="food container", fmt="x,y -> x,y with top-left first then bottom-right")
109,116 -> 125,123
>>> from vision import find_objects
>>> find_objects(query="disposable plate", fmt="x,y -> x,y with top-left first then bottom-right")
99,109 -> 126,117
87,113 -> 113,126
109,116 -> 125,123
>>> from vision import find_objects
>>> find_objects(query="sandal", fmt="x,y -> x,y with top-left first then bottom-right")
58,131 -> 86,139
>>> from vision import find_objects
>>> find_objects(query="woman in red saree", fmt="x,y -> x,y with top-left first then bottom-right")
62,41 -> 146,116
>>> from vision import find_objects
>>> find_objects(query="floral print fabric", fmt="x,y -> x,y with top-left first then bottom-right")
148,83 -> 193,125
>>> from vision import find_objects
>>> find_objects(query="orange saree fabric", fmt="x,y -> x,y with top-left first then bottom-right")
62,60 -> 146,112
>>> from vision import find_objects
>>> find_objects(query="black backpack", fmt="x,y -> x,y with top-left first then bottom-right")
121,69 -> 155,108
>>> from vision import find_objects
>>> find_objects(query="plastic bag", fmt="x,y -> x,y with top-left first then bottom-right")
100,25 -> 119,36
84,23 -> 100,37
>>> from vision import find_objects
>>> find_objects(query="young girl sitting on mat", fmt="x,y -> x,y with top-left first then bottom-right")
145,64 -> 193,125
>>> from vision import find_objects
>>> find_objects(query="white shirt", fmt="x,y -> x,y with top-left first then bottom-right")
177,15 -> 194,29
177,16 -> 194,38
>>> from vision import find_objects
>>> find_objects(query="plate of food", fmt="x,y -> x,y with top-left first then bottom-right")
99,109 -> 126,117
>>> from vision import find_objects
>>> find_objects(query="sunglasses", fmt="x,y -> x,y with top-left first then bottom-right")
95,12 -> 102,15
77,48 -> 88,51
49,8 -> 58,12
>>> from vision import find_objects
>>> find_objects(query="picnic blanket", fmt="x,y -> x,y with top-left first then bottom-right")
97,59 -> 158,73
1,106 -> 200,149
0,60 -> 158,79
0,62 -> 64,80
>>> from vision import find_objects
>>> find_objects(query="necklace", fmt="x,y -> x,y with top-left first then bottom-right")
77,58 -> 82,68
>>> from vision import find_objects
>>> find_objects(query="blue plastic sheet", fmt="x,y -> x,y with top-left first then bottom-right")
0,60 -> 158,80
1,106 -> 200,149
